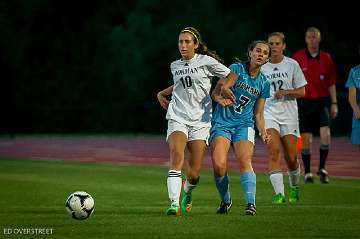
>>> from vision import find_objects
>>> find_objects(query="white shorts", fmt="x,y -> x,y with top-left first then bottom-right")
166,119 -> 210,144
265,119 -> 300,137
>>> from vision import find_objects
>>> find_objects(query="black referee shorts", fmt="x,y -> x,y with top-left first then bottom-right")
297,97 -> 330,134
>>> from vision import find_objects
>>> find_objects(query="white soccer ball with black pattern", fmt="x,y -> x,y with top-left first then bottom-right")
65,191 -> 95,220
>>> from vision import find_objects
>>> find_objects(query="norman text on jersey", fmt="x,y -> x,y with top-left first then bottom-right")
237,82 -> 260,96
174,67 -> 199,76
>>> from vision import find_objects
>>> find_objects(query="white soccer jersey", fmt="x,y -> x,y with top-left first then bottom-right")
166,54 -> 231,127
261,56 -> 307,124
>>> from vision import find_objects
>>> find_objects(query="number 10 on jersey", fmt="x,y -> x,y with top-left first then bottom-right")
180,76 -> 192,88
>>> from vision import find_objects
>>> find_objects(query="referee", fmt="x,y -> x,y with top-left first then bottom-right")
292,27 -> 338,184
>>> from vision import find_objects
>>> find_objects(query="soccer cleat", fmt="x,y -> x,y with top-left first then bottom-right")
317,168 -> 329,184
216,200 -> 232,214
166,203 -> 180,216
272,193 -> 286,204
289,186 -> 299,204
304,173 -> 314,184
180,191 -> 193,213
245,203 -> 256,215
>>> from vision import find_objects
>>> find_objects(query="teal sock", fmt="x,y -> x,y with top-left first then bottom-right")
240,171 -> 256,205
214,174 -> 231,203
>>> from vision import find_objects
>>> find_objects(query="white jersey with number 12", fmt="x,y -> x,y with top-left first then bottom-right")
261,56 -> 307,124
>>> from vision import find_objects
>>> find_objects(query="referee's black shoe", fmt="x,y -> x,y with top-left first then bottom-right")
317,168 -> 329,184
304,173 -> 314,184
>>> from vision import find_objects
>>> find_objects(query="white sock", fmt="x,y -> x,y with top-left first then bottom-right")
167,170 -> 182,205
288,166 -> 300,187
184,179 -> 197,193
269,172 -> 284,195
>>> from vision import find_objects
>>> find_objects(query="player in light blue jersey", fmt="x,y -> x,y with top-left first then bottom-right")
345,44 -> 360,150
210,40 -> 271,215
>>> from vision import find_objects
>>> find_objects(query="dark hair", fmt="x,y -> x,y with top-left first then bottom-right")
180,27 -> 224,63
267,32 -> 286,44
247,40 -> 271,60
233,40 -> 271,63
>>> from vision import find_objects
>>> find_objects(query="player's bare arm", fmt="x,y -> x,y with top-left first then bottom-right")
274,86 -> 305,99
328,84 -> 338,119
254,98 -> 271,144
220,72 -> 238,103
348,87 -> 360,119
157,85 -> 173,110
211,79 -> 234,106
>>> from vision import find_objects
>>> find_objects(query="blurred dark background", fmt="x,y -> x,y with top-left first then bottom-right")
0,0 -> 358,136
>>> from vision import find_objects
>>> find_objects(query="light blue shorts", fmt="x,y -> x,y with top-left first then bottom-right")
209,123 -> 255,144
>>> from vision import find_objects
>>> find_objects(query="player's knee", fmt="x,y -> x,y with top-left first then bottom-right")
170,149 -> 184,161
286,157 -> 299,170
213,163 -> 226,177
238,159 -> 252,172
268,149 -> 281,162
170,152 -> 184,168
188,175 -> 200,185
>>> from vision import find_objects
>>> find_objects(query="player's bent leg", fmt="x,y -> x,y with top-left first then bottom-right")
166,169 -> 182,216
282,134 -> 301,202
180,140 -> 206,213
267,129 -> 285,203
180,181 -> 194,213
233,140 -> 257,215
211,136 -> 232,214
166,132 -> 187,215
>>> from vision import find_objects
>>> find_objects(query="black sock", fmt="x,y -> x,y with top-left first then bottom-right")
319,145 -> 329,170
301,150 -> 311,174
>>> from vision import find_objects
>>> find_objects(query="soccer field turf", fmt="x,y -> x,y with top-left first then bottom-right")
0,158 -> 359,239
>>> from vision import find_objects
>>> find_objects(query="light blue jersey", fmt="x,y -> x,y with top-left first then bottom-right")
345,64 -> 360,144
212,63 -> 270,128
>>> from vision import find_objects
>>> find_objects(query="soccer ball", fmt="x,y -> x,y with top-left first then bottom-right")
65,191 -> 95,220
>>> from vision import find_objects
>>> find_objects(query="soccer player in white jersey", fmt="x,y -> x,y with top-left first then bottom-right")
261,32 -> 307,204
156,27 -> 237,216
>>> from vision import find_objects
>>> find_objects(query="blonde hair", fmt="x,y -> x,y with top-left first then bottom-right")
306,27 -> 321,38
268,32 -> 286,44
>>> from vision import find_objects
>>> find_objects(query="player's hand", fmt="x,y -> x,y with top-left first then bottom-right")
330,104 -> 338,119
261,132 -> 271,144
220,87 -> 236,103
157,92 -> 169,110
274,90 -> 287,99
354,108 -> 360,120
217,98 -> 234,107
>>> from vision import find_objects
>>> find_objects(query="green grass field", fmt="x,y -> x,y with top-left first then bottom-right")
0,158 -> 359,239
